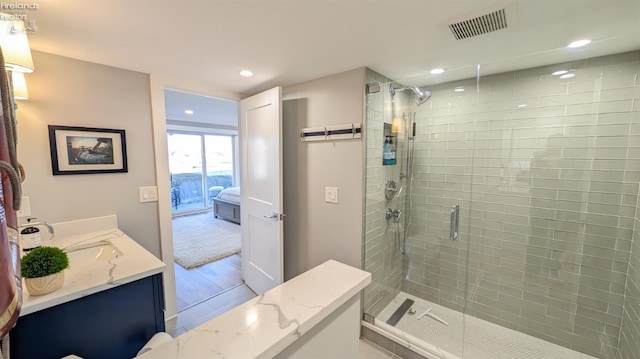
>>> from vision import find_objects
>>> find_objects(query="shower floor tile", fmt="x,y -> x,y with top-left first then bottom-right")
376,292 -> 596,359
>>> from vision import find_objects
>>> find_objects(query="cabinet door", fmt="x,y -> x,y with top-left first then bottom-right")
11,274 -> 165,359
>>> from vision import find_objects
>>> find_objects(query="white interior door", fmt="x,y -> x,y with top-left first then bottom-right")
240,87 -> 284,295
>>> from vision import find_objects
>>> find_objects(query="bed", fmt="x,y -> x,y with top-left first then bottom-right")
213,187 -> 241,224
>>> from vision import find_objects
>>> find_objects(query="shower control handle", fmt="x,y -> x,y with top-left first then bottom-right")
450,205 -> 459,241
385,208 -> 402,222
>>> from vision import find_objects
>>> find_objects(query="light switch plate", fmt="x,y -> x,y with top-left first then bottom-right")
325,187 -> 338,204
139,186 -> 159,203
17,196 -> 31,217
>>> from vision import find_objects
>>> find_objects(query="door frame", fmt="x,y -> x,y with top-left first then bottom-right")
149,74 -> 241,320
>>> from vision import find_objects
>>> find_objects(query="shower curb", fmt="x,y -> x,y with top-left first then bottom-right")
361,322 -> 430,359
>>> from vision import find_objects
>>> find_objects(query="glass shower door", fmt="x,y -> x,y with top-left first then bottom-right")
396,77 -> 477,358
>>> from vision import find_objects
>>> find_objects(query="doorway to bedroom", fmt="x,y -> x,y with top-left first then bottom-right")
164,89 -> 247,316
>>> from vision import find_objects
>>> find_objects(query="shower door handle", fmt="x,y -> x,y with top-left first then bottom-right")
450,205 -> 459,241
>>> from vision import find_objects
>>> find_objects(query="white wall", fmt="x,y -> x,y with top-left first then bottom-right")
17,51 -> 161,256
282,68 -> 365,280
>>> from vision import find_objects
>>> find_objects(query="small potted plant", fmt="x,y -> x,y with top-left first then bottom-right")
21,246 -> 69,296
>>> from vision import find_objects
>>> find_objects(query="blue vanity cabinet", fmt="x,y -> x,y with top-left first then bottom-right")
10,273 -> 165,359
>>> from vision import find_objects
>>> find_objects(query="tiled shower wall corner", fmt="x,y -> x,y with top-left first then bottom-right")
618,188 -> 640,358
362,69 -> 406,317
405,51 -> 640,358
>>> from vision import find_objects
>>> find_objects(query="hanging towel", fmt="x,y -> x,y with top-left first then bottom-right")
0,45 -> 23,340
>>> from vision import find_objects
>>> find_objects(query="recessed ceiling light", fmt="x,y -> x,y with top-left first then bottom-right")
567,39 -> 591,48
517,104 -> 527,108
239,70 -> 253,77
184,110 -> 194,115
453,87 -> 465,92
430,68 -> 445,75
559,73 -> 576,79
552,70 -> 568,76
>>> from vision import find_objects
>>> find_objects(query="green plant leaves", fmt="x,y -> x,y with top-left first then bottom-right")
21,246 -> 69,278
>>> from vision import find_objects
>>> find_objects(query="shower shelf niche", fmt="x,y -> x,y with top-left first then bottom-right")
382,122 -> 397,166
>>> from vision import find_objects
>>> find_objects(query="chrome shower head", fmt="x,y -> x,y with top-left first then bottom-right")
410,86 -> 432,106
389,84 -> 431,106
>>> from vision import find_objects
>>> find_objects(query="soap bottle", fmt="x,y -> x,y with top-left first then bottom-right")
383,136 -> 391,165
20,217 -> 42,252
389,136 -> 396,165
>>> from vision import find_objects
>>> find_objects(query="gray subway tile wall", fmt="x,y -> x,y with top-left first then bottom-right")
403,51 -> 640,358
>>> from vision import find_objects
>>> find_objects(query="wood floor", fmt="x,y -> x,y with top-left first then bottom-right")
173,210 -> 243,312
170,212 -> 254,336
174,253 -> 244,312
167,283 -> 257,337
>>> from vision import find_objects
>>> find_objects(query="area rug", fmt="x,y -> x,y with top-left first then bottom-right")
172,211 -> 241,269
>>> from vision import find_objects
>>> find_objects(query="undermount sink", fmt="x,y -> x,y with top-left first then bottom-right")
64,240 -> 124,268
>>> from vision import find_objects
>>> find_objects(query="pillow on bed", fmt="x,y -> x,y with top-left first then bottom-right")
216,187 -> 241,203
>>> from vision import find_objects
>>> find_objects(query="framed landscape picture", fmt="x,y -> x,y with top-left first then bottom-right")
48,125 -> 128,175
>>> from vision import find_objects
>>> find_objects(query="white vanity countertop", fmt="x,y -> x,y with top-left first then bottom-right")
139,259 -> 371,359
20,215 -> 165,316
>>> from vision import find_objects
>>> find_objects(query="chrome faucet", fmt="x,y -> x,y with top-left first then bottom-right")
19,218 -> 55,240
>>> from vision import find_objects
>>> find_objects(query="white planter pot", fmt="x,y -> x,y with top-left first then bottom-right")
25,271 -> 65,296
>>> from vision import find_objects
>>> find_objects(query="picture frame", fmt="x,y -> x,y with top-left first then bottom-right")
48,125 -> 128,175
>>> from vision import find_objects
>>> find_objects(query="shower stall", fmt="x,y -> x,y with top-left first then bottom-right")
362,50 -> 640,359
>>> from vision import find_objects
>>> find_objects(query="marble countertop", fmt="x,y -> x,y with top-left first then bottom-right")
139,259 -> 371,359
20,215 -> 165,316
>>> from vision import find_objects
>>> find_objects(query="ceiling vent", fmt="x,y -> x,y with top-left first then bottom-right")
448,8 -> 508,40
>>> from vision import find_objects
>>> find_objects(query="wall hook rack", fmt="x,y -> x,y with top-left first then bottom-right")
300,123 -> 362,142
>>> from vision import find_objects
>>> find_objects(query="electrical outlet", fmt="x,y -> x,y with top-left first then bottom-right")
17,196 -> 31,217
